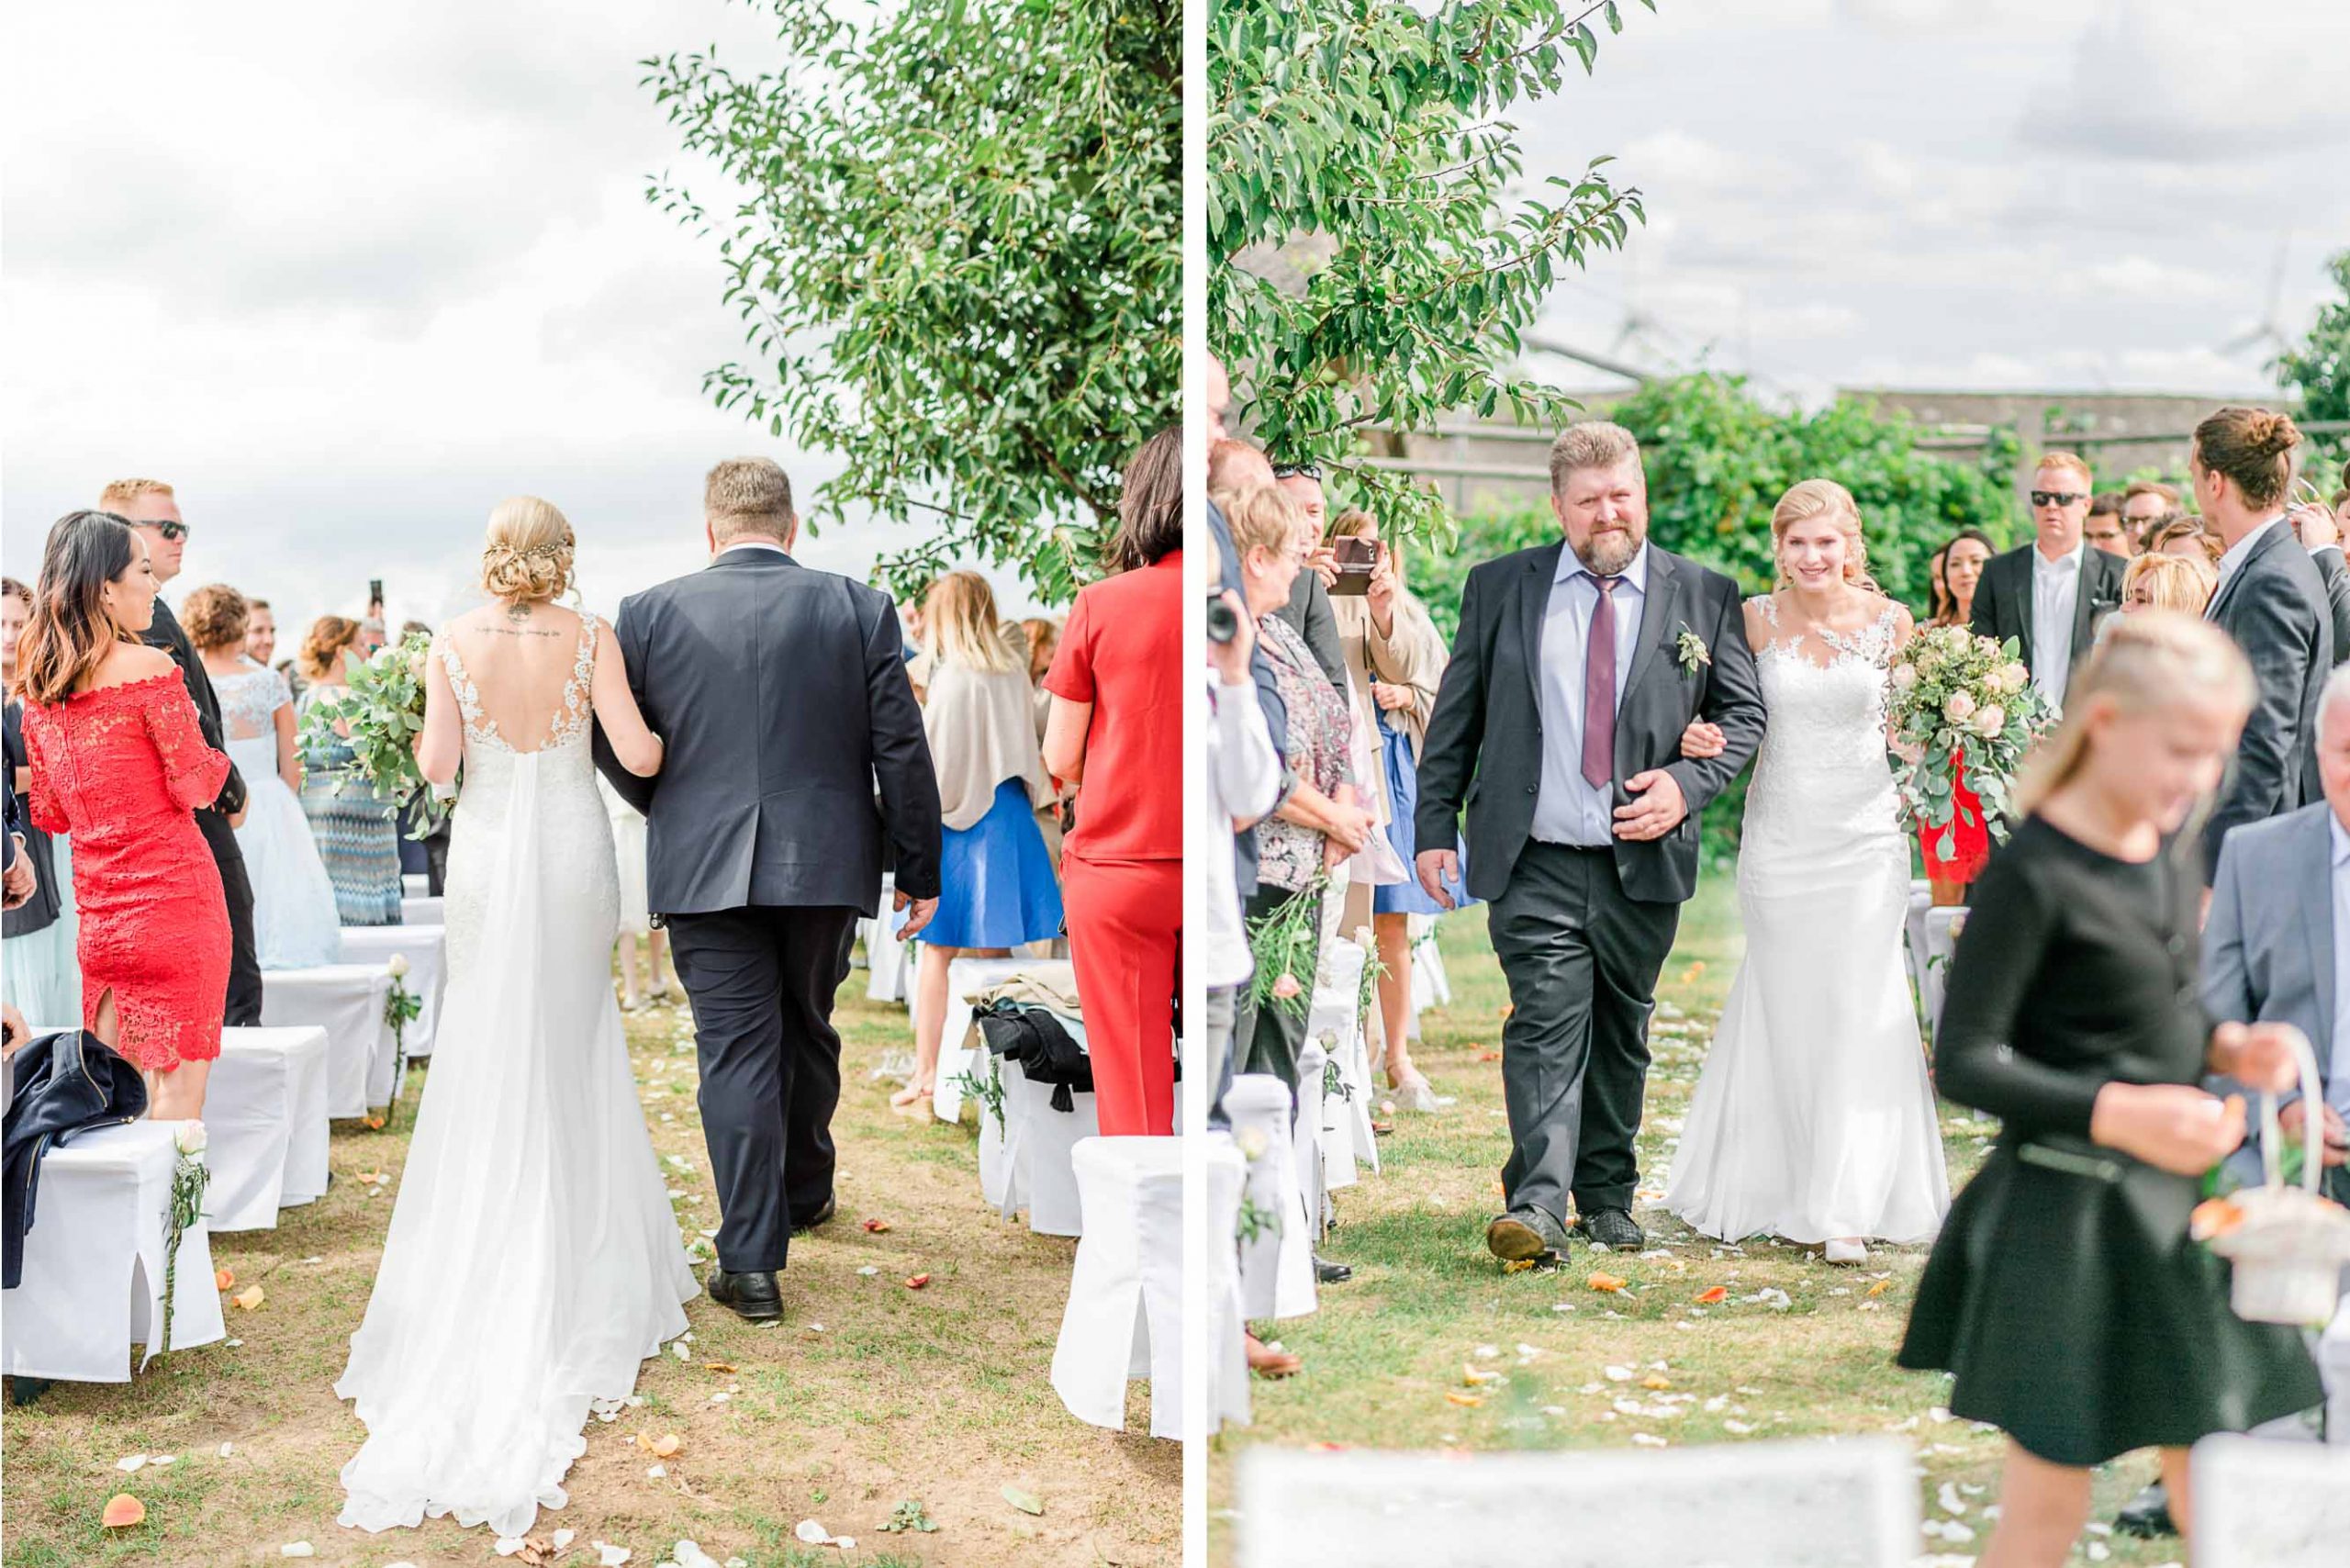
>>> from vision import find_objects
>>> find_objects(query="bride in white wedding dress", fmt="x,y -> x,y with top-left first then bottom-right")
336,498 -> 697,1539
1663,480 -> 1949,1262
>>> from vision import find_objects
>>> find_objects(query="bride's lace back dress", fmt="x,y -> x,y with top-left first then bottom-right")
335,610 -> 696,1539
1663,597 -> 1950,1246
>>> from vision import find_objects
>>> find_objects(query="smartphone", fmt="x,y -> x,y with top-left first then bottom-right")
368,577 -> 385,610
1327,535 -> 1377,596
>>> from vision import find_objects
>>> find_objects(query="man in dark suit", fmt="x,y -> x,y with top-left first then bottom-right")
595,457 -> 942,1323
103,480 -> 260,1027
1968,453 -> 2126,713
1415,421 -> 1766,1260
2195,409 -> 2333,885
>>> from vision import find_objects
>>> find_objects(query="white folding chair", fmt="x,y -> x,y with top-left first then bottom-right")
262,963 -> 394,1118
1292,1037 -> 1329,1244
1920,905 -> 1965,1036
864,874 -> 909,1005
1237,1439 -> 1918,1568
338,924 -> 446,1065
1224,1074 -> 1316,1321
933,958 -> 1050,1124
1201,1133 -> 1251,1434
204,1025 -> 331,1231
999,1056 -> 1099,1237
2192,1433 -> 2350,1566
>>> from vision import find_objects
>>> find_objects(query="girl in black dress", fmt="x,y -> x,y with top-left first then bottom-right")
1897,610 -> 2322,1567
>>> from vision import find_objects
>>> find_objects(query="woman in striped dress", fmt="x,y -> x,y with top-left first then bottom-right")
297,614 -> 403,925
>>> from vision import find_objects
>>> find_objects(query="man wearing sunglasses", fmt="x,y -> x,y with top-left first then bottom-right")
96,478 -> 262,1030
1967,452 -> 2126,711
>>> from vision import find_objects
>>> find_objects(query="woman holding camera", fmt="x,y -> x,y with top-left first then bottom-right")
1042,430 -> 1183,1136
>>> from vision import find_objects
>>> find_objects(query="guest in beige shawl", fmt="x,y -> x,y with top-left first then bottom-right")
1328,508 -> 1460,1113
892,572 -> 1066,1112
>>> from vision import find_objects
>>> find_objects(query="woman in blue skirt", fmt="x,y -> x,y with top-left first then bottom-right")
892,572 -> 1065,1112
1327,510 -> 1471,1113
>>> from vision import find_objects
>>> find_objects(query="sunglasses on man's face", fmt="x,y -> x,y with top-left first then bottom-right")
2029,490 -> 2087,509
150,521 -> 191,542
1271,462 -> 1323,482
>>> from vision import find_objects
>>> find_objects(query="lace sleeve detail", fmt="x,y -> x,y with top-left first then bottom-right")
1749,593 -> 1779,626
550,616 -> 599,747
23,712 -> 66,834
273,666 -> 295,711
437,634 -> 504,751
141,678 -> 234,811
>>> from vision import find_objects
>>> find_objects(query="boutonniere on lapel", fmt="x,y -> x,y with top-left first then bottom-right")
1675,625 -> 1711,677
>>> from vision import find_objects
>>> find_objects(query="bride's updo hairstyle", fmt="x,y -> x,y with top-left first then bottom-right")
1769,478 -> 1882,593
2191,406 -> 2301,510
2012,610 -> 2253,816
480,495 -> 576,603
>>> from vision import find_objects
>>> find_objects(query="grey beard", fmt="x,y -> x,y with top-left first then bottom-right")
1573,529 -> 1643,577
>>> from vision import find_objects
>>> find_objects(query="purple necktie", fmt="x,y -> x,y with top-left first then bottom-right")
1582,576 -> 1619,790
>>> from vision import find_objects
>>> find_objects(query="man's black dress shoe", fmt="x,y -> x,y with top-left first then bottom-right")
1315,1253 -> 1353,1284
793,1195 -> 837,1233
1486,1205 -> 1572,1261
1575,1208 -> 1645,1249
707,1267 -> 784,1322
2114,1482 -> 2177,1538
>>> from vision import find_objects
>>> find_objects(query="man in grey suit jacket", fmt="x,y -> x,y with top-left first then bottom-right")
1415,422 -> 1766,1260
595,458 -> 943,1322
2197,422 -> 2333,883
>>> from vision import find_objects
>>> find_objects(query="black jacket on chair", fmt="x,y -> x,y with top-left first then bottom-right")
3,1030 -> 148,1288
1414,540 -> 1766,907
1966,542 -> 2125,680
2203,521 -> 2333,878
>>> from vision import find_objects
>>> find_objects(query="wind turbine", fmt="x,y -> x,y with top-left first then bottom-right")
2218,235 -> 2296,368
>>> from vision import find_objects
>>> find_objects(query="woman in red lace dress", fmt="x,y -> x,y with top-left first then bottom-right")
18,511 -> 232,1119
1919,528 -> 1997,903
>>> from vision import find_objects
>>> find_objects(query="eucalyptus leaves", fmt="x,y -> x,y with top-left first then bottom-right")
297,631 -> 444,840
1247,875 -> 1330,1019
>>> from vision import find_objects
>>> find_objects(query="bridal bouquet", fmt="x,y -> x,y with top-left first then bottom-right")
1886,624 -> 2052,858
297,630 -> 446,838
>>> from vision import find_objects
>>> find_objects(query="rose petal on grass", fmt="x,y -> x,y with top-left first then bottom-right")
233,1286 -> 265,1311
1867,1279 -> 1892,1296
102,1494 -> 145,1529
862,1218 -> 891,1233
1695,1286 -> 1729,1305
1474,1049 -> 1501,1062
904,1273 -> 930,1289
1445,1391 -> 1483,1407
702,1362 -> 737,1374
215,1268 -> 234,1290
1587,1272 -> 1626,1293
1501,1258 -> 1535,1273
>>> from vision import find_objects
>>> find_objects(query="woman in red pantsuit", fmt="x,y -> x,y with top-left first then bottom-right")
1043,430 -> 1183,1136
18,511 -> 233,1120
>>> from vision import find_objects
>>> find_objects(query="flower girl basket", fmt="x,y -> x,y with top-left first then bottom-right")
2207,1027 -> 2350,1327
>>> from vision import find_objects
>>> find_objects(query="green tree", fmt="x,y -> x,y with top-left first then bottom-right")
1210,0 -> 1653,540
644,0 -> 1180,603
2277,247 -> 2350,479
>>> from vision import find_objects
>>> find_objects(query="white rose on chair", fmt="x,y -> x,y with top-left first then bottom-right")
386,953 -> 410,980
173,1120 -> 208,1156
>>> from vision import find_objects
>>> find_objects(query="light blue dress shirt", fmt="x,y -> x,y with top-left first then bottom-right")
1530,542 -> 1648,847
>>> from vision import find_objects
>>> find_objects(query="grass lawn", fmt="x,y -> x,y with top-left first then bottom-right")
1209,872 -> 2192,1567
4,961 -> 1178,1568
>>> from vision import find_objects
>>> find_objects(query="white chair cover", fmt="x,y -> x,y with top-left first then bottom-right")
1049,1136 -> 1184,1439
2322,1292 -> 2350,1446
3,1120 -> 227,1382
1920,905 -> 1965,1036
1201,1133 -> 1251,1434
1292,1037 -> 1329,1244
863,874 -> 910,1004
1000,1057 -> 1099,1237
1904,882 -> 1932,1030
1310,941 -> 1377,1183
1237,1439 -> 1918,1568
262,963 -> 393,1118
2192,1433 -> 2350,1565
338,924 -> 447,1063
1225,1074 -> 1315,1321
933,957 -> 1044,1124
398,894 -> 442,926
205,1025 -> 331,1231
402,872 -> 431,898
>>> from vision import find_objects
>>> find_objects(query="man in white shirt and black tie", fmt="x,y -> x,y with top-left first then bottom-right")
1969,452 -> 2126,715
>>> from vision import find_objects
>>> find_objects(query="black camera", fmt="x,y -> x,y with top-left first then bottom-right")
1207,593 -> 1240,644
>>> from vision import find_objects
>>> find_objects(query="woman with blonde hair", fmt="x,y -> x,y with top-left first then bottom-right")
890,570 -> 1063,1111
1898,610 -> 2320,1568
2120,550 -> 2217,617
2145,513 -> 2223,568
187,584 -> 343,968
1668,479 -> 1948,1263
336,493 -> 690,1540
297,610 -> 405,924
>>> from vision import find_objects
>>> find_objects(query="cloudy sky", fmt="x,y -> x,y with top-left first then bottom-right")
1512,0 -> 2350,402
7,1 -> 2347,638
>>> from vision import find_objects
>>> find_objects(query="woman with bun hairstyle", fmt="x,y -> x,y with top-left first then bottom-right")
298,611 -> 404,924
187,583 -> 345,968
2191,406 -> 2329,883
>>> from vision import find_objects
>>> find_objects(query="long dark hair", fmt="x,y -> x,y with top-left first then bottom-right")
18,511 -> 140,707
1932,526 -> 1999,627
1105,426 -> 1182,573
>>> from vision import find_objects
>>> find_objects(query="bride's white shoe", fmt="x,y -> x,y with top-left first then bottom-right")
1823,1238 -> 1869,1265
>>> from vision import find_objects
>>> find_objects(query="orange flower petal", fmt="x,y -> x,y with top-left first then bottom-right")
1445,1391 -> 1483,1406
862,1218 -> 891,1234
1694,1286 -> 1728,1305
1588,1272 -> 1627,1293
215,1268 -> 235,1291
703,1361 -> 738,1374
2190,1197 -> 2245,1241
102,1494 -> 145,1529
1474,1050 -> 1502,1063
1866,1280 -> 1892,1297
232,1286 -> 265,1311
1640,1375 -> 1672,1390
904,1273 -> 931,1290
